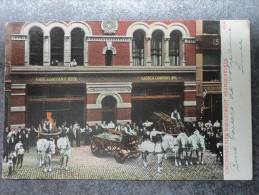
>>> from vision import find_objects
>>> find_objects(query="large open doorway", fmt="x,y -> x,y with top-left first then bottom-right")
132,99 -> 181,124
27,84 -> 85,127
102,96 -> 117,123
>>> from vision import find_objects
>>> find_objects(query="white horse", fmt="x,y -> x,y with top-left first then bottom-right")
189,132 -> 206,165
140,134 -> 174,173
36,138 -> 55,172
177,132 -> 190,166
163,134 -> 182,166
57,136 -> 71,170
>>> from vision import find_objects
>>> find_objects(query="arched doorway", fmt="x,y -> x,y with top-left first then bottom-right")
102,96 -> 117,123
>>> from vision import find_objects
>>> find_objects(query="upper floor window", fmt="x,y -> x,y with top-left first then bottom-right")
151,30 -> 164,66
29,27 -> 43,66
203,21 -> 220,34
132,30 -> 145,66
105,50 -> 113,66
50,27 -> 64,66
169,30 -> 182,66
71,28 -> 85,66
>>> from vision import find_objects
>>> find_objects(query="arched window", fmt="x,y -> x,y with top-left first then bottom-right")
102,96 -> 117,123
105,50 -> 113,66
29,27 -> 43,66
50,27 -> 64,66
169,30 -> 182,66
132,30 -> 145,66
151,30 -> 164,66
71,28 -> 85,66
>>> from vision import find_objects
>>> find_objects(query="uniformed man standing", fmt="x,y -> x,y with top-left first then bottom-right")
171,108 -> 181,122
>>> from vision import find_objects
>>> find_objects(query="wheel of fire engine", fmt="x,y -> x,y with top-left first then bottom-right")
131,152 -> 141,158
114,150 -> 126,164
91,140 -> 104,156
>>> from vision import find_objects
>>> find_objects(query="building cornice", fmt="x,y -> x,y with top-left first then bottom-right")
10,66 -> 197,75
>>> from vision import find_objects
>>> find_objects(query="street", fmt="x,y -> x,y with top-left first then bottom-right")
2,143 -> 223,180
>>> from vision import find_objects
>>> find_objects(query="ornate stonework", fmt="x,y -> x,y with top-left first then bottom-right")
101,21 -> 118,34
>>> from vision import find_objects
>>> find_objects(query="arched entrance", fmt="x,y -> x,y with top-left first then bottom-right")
101,96 -> 117,123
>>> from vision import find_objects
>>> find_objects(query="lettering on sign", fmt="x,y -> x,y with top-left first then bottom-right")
140,76 -> 178,81
35,77 -> 78,82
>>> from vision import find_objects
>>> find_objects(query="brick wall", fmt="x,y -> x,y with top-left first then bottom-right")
11,112 -> 25,124
12,41 -> 25,66
183,92 -> 196,101
183,106 -> 196,117
185,43 -> 196,66
117,108 -> 131,120
11,96 -> 26,107
87,109 -> 102,121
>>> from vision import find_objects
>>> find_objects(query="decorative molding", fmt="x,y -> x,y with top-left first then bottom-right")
184,90 -> 196,93
10,124 -> 26,129
184,81 -> 196,86
183,37 -> 196,44
11,84 -> 26,89
87,103 -> 131,109
86,83 -> 132,94
12,35 -> 27,41
86,36 -> 131,42
183,101 -> 197,106
11,106 -> 26,112
184,117 -> 197,122
11,93 -> 26,96
102,45 -> 117,55
101,21 -> 118,34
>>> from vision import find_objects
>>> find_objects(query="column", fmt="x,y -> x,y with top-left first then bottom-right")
164,38 -> 170,66
24,36 -> 29,65
182,38 -> 186,66
84,37 -> 88,66
64,36 -> 71,66
43,36 -> 50,66
145,37 -> 151,66
129,38 -> 133,66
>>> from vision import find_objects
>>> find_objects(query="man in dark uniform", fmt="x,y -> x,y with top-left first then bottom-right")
171,108 -> 181,122
83,123 -> 92,146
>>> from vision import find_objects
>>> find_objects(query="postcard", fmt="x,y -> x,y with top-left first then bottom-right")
2,20 -> 252,180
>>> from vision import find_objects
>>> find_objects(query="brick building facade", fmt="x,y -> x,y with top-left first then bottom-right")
4,20 -> 221,128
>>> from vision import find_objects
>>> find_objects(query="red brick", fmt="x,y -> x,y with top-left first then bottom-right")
184,106 -> 196,117
87,109 -> 102,121
11,112 -> 25,124
183,92 -> 196,101
11,96 -> 25,107
117,108 -> 131,120
12,41 -> 25,66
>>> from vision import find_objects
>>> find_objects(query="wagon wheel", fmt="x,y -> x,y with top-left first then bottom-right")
91,139 -> 104,156
131,151 -> 141,158
114,150 -> 126,164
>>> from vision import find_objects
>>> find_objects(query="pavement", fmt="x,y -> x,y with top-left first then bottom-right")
2,143 -> 223,180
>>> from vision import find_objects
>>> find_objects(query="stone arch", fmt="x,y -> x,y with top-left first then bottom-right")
149,22 -> 168,38
21,22 -> 47,35
102,46 -> 117,54
44,22 -> 68,36
167,23 -> 190,38
67,21 -> 93,36
126,22 -> 150,37
96,92 -> 123,105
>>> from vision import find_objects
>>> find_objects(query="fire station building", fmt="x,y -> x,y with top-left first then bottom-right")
4,20 -> 221,128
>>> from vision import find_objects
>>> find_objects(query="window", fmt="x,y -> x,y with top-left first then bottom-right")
71,28 -> 85,66
151,30 -> 163,66
50,27 -> 64,66
105,50 -> 113,66
29,27 -> 43,65
132,30 -> 145,66
169,30 -> 182,66
203,21 -> 220,34
203,51 -> 221,81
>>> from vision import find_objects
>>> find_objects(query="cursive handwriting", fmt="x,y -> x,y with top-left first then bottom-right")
227,107 -> 236,140
236,39 -> 244,74
230,146 -> 239,172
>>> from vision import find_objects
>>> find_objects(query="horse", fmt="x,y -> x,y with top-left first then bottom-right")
177,132 -> 190,166
140,134 -> 174,173
36,138 -> 55,172
163,134 -> 181,166
188,131 -> 206,165
57,136 -> 71,170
